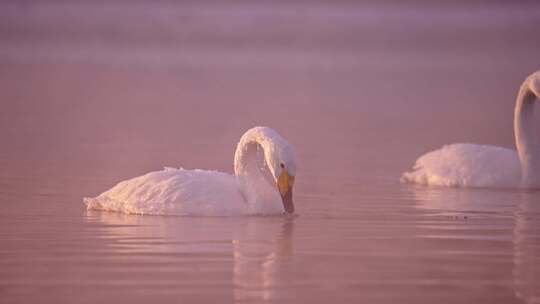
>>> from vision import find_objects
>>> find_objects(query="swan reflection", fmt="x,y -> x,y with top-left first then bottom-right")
513,192 -> 540,304
84,211 -> 294,303
408,186 -> 540,303
232,219 -> 293,302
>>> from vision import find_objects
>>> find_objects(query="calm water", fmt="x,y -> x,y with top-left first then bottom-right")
1,1 -> 540,303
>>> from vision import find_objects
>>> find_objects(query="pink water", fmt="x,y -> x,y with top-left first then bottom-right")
1,1 -> 540,303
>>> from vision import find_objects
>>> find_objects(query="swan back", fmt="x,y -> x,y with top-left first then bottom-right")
84,168 -> 247,216
401,143 -> 521,187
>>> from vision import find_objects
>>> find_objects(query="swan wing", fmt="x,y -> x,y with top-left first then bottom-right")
84,168 -> 247,216
401,143 -> 521,188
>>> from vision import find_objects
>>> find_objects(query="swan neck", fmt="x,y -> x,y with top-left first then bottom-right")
514,80 -> 540,187
233,129 -> 284,213
234,135 -> 269,179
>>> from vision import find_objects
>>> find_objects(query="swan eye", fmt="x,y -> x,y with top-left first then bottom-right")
280,163 -> 285,169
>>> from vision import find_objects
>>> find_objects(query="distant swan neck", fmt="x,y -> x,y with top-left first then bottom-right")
514,75 -> 540,187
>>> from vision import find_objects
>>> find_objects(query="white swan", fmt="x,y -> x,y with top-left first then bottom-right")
84,126 -> 297,216
402,71 -> 540,188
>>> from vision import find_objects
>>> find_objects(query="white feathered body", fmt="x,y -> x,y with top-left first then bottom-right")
83,126 -> 295,216
84,168 -> 249,216
401,143 -> 521,188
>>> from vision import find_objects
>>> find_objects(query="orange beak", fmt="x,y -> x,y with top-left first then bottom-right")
277,170 -> 295,213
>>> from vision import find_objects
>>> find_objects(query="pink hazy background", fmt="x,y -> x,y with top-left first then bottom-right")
1,1 -> 540,173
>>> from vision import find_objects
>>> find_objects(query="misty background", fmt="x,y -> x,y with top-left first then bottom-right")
1,0 -> 540,181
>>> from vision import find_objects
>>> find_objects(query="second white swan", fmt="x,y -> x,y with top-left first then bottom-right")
84,127 -> 297,216
401,71 -> 540,188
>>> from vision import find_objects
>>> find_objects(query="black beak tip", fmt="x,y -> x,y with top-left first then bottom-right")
284,204 -> 295,214
282,194 -> 295,214
280,187 -> 295,214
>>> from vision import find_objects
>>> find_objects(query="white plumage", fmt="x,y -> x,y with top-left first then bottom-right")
401,143 -> 520,187
402,71 -> 540,189
84,127 -> 297,216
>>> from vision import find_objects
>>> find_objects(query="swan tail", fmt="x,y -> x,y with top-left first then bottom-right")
84,196 -> 139,214
401,169 -> 424,185
83,197 -> 104,210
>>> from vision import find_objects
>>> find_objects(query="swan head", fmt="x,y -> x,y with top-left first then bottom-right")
276,160 -> 296,214
235,126 -> 298,213
265,133 -> 297,214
